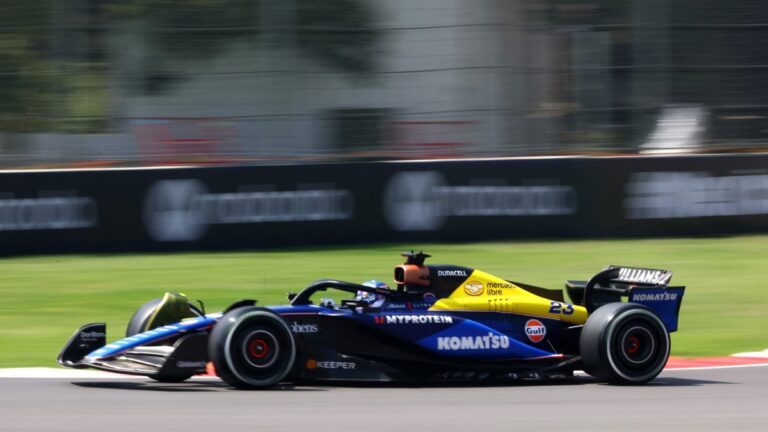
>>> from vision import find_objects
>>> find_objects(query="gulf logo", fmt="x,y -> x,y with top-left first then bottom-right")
464,281 -> 484,296
524,319 -> 546,343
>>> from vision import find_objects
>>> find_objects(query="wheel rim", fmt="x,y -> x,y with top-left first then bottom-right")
249,339 -> 268,358
604,309 -> 670,383
220,310 -> 296,387
241,330 -> 279,369
617,326 -> 655,366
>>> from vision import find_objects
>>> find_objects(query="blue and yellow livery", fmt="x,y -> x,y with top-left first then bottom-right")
58,251 -> 685,388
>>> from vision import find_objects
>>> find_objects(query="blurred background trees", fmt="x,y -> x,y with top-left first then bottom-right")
0,0 -> 379,133
2,0 -> 768,165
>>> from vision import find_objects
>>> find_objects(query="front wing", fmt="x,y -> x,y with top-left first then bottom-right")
57,315 -> 219,377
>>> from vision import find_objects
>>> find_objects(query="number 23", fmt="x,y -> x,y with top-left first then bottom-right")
549,301 -> 574,315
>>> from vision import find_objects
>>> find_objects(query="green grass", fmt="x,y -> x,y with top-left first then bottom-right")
1,236 -> 767,367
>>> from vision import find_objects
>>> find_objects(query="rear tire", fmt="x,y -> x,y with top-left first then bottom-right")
580,302 -> 670,384
209,307 -> 296,389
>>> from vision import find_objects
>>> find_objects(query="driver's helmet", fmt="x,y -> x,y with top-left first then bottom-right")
356,280 -> 389,303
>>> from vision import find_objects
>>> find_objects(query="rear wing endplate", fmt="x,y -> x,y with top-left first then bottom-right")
573,266 -> 685,332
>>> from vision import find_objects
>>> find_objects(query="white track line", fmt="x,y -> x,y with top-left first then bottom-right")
0,368 -> 132,379
731,348 -> 768,358
0,368 -> 219,379
2,362 -> 768,379
664,362 -> 768,372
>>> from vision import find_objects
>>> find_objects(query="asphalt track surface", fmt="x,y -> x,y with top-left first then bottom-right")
1,366 -> 766,432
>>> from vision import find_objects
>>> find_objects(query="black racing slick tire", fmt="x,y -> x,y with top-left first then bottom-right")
209,307 -> 296,389
580,302 -> 670,385
125,297 -> 202,383
126,298 -> 164,337
149,374 -> 193,384
125,297 -> 203,337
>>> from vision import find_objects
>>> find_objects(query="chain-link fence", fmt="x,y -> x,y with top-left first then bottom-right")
1,0 -> 768,168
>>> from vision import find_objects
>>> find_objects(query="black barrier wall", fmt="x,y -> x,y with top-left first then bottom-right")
2,155 -> 768,255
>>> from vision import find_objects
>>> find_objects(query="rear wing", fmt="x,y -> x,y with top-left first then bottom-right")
608,266 -> 673,286
566,265 -> 685,332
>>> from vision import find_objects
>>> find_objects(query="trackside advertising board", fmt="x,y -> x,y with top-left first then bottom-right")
1,154 -> 768,254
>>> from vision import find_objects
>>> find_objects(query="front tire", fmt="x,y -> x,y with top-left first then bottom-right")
209,307 -> 296,389
126,298 -> 165,337
125,296 -> 202,337
125,296 -> 202,383
580,302 -> 670,384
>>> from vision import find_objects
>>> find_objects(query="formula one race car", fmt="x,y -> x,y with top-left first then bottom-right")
59,252 -> 685,388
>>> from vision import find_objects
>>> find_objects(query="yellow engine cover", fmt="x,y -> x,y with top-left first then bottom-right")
428,270 -> 587,325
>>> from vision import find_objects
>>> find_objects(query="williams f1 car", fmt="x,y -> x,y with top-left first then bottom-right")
59,252 -> 685,388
